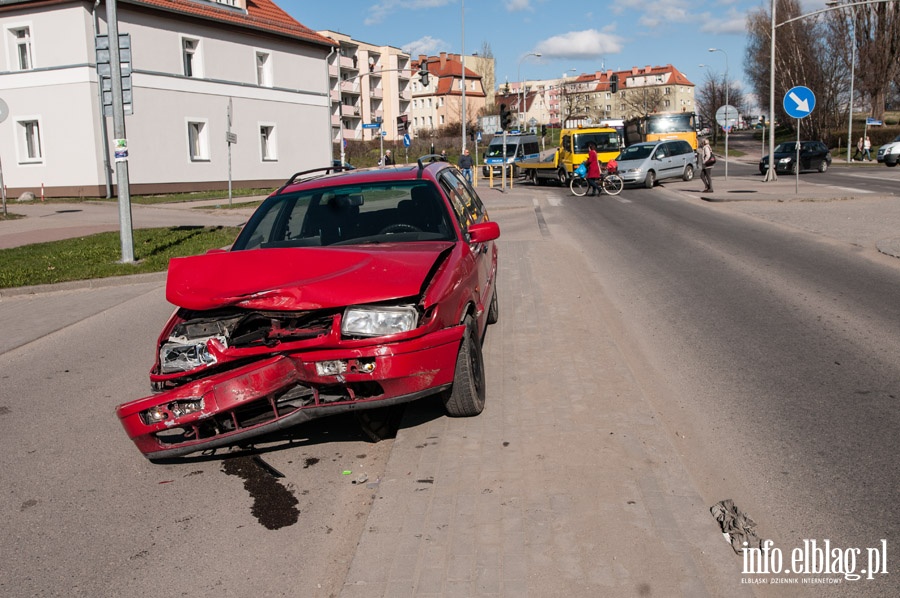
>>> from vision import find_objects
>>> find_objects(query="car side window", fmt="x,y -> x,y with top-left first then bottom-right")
439,168 -> 486,232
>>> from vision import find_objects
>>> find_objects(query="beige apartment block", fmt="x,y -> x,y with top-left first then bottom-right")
319,30 -> 412,143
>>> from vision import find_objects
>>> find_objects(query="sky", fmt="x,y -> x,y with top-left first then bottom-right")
280,0 -> 831,112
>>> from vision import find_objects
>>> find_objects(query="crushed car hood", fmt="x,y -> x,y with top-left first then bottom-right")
166,244 -> 453,311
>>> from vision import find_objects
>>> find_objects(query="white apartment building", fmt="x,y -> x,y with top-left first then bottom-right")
0,0 -> 335,198
319,30 -> 411,143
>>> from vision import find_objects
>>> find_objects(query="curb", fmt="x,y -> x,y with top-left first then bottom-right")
0,271 -> 167,298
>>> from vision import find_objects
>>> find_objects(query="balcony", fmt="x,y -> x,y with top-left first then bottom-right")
340,80 -> 360,94
341,104 -> 361,118
339,55 -> 358,70
368,87 -> 383,99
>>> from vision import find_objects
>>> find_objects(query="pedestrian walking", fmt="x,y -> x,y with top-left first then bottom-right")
458,148 -> 474,183
863,136 -> 872,161
699,138 -> 714,192
585,143 -> 602,197
853,137 -> 863,162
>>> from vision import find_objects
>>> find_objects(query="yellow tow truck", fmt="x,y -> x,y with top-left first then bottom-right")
518,126 -> 621,185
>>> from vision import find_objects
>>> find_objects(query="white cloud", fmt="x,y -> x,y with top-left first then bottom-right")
402,36 -> 447,58
697,9 -> 750,35
533,29 -> 624,60
365,0 -> 455,26
505,0 -> 533,11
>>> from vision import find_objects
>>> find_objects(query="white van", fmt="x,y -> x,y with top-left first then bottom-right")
482,133 -> 540,177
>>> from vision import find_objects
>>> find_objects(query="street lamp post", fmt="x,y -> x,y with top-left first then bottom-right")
517,52 -> 541,129
827,0 -> 855,163
709,48 -> 729,180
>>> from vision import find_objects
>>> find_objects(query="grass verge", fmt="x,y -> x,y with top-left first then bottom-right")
0,225 -> 241,289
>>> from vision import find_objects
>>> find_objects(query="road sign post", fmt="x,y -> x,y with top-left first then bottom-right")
715,104 -> 739,180
783,86 -> 816,194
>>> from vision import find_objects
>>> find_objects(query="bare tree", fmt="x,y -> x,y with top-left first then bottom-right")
696,71 -> 747,145
745,0 -> 842,140
830,4 -> 900,120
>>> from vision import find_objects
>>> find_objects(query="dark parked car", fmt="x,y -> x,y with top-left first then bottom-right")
117,156 -> 500,460
759,141 -> 831,174
331,159 -> 355,170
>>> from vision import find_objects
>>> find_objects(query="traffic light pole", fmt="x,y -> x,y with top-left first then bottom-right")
105,0 -> 134,263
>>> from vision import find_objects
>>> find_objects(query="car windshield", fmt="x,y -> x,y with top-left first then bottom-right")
618,145 -> 654,160
775,142 -> 798,153
485,143 -> 514,158
572,132 -> 619,153
232,181 -> 456,250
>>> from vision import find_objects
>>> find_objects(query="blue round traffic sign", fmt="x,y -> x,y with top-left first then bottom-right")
783,86 -> 815,119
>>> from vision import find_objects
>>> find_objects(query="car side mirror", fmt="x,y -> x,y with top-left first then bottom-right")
467,221 -> 500,244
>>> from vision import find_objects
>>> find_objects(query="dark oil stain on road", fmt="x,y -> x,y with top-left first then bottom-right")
222,455 -> 299,530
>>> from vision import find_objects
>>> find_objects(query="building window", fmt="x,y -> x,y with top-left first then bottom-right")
260,124 -> 276,161
182,37 -> 201,77
11,26 -> 33,70
664,100 -> 671,108
665,87 -> 671,95
17,118 -> 43,163
187,120 -> 209,161
256,51 -> 272,87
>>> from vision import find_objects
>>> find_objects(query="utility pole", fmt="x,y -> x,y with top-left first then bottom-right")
105,0 -> 134,262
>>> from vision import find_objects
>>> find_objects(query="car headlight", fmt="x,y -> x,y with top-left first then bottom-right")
342,305 -> 418,337
626,168 -> 642,174
778,157 -> 792,164
159,335 -> 225,373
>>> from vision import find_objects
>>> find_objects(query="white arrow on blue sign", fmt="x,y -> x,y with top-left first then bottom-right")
403,133 -> 411,147
783,86 -> 816,119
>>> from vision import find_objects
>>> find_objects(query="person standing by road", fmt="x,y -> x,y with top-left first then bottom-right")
853,137 -> 864,161
458,148 -> 474,183
585,143 -> 602,196
382,150 -> 394,166
863,136 -> 872,161
699,138 -> 714,192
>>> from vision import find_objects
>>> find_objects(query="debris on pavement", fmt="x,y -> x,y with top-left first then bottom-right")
710,498 -> 765,554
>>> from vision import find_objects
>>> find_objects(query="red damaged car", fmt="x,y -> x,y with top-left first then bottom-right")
117,156 -> 500,460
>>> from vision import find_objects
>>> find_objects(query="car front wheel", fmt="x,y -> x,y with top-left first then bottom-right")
443,316 -> 485,417
818,160 -> 828,173
644,170 -> 656,188
683,164 -> 694,181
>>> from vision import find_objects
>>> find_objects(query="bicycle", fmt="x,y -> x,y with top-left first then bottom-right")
569,168 -> 624,197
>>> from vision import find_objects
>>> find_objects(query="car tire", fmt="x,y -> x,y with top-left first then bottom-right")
557,169 -> 568,186
443,316 -> 485,417
683,164 -> 694,181
355,404 -> 406,442
818,160 -> 828,173
486,286 -> 499,325
644,170 -> 656,189
791,162 -> 799,175
887,159 -> 898,168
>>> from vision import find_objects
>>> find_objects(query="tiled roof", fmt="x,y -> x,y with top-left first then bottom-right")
132,0 -> 335,46
0,0 -> 335,47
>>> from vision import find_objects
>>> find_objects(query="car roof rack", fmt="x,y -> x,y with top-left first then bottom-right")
274,165 -> 346,195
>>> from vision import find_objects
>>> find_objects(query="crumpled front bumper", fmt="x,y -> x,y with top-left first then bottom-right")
117,325 -> 464,460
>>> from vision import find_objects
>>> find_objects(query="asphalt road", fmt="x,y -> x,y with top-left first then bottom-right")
2,161 -> 899,596
534,179 -> 900,597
